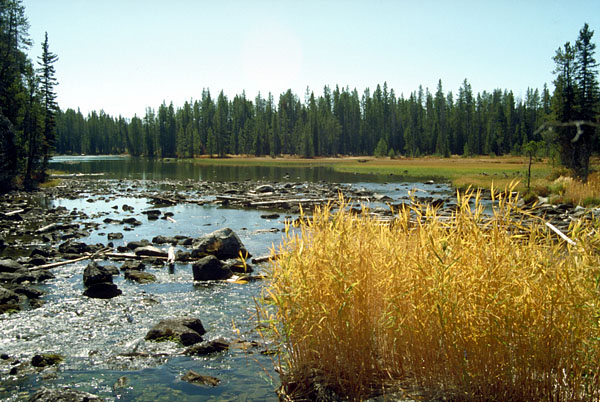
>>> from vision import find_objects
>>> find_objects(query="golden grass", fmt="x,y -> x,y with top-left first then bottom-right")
548,173 -> 600,206
260,189 -> 600,401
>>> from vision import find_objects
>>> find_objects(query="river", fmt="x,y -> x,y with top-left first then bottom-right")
0,156 -> 452,401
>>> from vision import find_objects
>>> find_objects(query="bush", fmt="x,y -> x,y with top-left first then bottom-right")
261,190 -> 600,401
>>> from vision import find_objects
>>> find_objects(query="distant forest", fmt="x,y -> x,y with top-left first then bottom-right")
56,81 -> 557,159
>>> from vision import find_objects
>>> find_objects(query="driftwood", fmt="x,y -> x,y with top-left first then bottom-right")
36,223 -> 59,233
250,198 -> 334,207
5,209 -> 24,217
33,247 -> 112,270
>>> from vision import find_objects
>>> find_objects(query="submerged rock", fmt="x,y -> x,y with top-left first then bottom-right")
181,370 -> 220,386
145,317 -> 206,346
27,387 -> 103,402
0,258 -> 25,273
184,339 -> 229,356
191,227 -> 248,260
120,260 -> 146,271
124,270 -> 156,284
0,286 -> 19,304
192,256 -> 233,281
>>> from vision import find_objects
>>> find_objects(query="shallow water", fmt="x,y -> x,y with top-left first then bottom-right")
0,157 -> 453,400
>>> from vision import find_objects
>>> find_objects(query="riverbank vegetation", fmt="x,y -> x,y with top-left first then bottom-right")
0,1 -> 59,191
261,192 -> 600,401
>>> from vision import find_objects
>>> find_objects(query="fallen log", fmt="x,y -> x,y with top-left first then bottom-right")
5,209 -> 25,217
250,198 -> 334,207
32,247 -> 112,270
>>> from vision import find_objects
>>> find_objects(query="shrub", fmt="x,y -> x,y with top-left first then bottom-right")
261,190 -> 600,401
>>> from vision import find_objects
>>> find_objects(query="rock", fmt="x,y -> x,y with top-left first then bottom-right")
28,256 -> 47,266
145,317 -> 206,346
255,184 -> 274,193
175,250 -> 192,262
184,339 -> 229,356
27,387 -> 103,402
124,271 -> 156,284
192,256 -> 233,281
83,262 -> 113,288
120,260 -> 145,271
122,217 -> 141,226
126,240 -> 150,250
31,353 -> 63,367
31,270 -> 55,283
0,303 -> 20,313
0,286 -> 19,304
30,248 -> 50,258
152,235 -> 178,245
134,245 -> 167,258
103,265 -> 120,276
0,258 -> 25,273
58,241 -> 91,255
223,259 -> 253,274
260,213 -> 280,219
191,228 -> 248,260
9,285 -> 43,299
83,283 -> 122,299
181,370 -> 220,387
107,232 -> 123,240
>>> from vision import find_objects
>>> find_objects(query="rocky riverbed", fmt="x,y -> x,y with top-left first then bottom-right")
0,177 -> 597,401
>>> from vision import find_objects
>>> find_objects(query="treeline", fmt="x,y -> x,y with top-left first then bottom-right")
56,80 -> 555,159
0,0 -> 58,191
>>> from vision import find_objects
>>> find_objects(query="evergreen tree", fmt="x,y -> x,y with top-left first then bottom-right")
37,31 -> 58,179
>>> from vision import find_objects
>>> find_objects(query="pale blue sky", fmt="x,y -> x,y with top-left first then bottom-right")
22,0 -> 600,118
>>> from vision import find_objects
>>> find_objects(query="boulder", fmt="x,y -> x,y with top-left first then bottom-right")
134,245 -> 167,258
83,283 -> 122,299
107,232 -> 123,240
83,262 -> 113,287
223,259 -> 253,274
58,241 -> 91,255
9,285 -> 43,299
122,217 -> 142,226
124,271 -> 156,284
152,235 -> 178,245
0,286 -> 19,304
0,258 -> 25,273
126,240 -> 150,250
27,387 -> 103,402
145,317 -> 206,346
184,339 -> 229,356
255,184 -> 274,193
192,256 -> 233,281
191,228 -> 247,260
120,260 -> 145,271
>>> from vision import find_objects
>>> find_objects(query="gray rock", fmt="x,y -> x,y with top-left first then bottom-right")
126,240 -> 150,250
0,258 -> 25,273
83,262 -> 113,288
28,387 -> 103,402
152,235 -> 178,245
0,286 -> 19,304
120,260 -> 145,271
145,317 -> 206,346
223,259 -> 253,274
107,232 -> 123,240
134,245 -> 167,258
192,256 -> 233,281
255,184 -> 274,193
184,339 -> 229,356
83,283 -> 122,299
124,271 -> 156,284
191,228 -> 247,260
58,241 -> 91,255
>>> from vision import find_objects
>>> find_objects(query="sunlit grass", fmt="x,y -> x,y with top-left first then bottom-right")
260,189 -> 600,401
544,173 -> 600,206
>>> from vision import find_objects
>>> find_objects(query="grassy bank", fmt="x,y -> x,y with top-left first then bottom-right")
260,192 -> 600,401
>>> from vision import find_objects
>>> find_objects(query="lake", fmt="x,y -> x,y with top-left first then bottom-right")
0,156 -> 452,401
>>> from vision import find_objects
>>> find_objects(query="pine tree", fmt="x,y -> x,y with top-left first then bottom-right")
37,31 -> 58,180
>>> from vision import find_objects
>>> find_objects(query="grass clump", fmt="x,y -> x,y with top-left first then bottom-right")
260,190 -> 600,401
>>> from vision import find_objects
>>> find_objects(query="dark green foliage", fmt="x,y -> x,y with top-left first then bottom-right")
551,23 -> 599,181
0,1 -> 58,191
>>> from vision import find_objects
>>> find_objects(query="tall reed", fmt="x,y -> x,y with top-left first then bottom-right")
260,189 -> 600,401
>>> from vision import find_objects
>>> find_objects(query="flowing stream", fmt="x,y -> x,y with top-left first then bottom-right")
0,156 -> 452,401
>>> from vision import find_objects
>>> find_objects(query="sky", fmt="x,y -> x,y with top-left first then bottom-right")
22,0 -> 600,118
